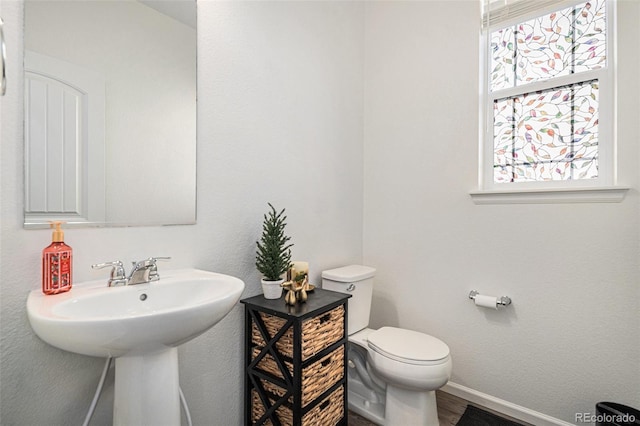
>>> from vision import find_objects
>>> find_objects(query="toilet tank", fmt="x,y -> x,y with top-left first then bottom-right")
322,265 -> 376,335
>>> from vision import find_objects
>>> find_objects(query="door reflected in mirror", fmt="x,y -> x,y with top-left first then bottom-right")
24,0 -> 196,228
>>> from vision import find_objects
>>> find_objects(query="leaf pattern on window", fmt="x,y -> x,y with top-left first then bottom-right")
490,0 -> 606,92
491,27 -> 515,91
494,81 -> 599,183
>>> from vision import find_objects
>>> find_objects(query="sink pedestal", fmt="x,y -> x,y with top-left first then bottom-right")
114,347 -> 180,426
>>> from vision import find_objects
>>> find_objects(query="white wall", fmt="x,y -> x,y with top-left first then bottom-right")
363,0 -> 640,424
0,1 -> 364,425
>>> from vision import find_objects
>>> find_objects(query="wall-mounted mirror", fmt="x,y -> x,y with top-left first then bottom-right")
24,0 -> 196,228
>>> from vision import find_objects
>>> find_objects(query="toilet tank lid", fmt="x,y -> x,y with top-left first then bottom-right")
322,265 -> 376,282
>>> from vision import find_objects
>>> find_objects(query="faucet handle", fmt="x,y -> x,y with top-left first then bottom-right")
129,257 -> 171,267
146,257 -> 171,281
92,260 -> 125,274
91,261 -> 127,286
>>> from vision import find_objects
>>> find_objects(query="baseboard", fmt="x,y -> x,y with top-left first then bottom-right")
442,382 -> 575,426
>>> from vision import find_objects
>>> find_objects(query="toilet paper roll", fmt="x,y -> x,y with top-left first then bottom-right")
474,294 -> 499,310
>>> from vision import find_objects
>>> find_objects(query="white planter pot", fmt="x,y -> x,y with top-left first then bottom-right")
261,279 -> 284,299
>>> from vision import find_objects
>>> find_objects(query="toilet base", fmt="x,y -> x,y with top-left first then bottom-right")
385,384 -> 439,426
347,351 -> 385,425
347,342 -> 441,426
347,379 -> 441,426
348,387 -> 385,425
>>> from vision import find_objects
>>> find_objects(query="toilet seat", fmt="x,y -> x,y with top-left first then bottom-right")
368,327 -> 450,366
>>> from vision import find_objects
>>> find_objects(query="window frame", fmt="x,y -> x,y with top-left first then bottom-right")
474,0 -> 626,203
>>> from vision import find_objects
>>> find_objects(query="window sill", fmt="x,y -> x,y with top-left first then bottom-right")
469,186 -> 629,205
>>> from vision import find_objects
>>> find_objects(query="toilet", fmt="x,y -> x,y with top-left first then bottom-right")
322,265 -> 452,426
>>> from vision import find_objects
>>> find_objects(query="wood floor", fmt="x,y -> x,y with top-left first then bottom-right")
347,390 -> 529,426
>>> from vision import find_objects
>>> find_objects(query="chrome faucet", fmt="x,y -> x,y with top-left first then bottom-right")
92,257 -> 171,286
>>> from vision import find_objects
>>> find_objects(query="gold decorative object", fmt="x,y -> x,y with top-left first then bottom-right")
282,267 -> 315,306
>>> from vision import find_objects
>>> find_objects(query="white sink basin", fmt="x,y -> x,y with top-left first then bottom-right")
27,268 -> 245,358
27,268 -> 245,425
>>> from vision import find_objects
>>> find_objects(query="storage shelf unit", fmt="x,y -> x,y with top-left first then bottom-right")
241,289 -> 350,426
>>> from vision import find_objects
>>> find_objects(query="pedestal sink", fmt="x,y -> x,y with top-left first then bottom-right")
27,268 -> 245,426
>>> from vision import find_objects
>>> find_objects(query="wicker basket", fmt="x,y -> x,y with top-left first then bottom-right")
251,384 -> 344,426
251,345 -> 344,407
252,305 -> 344,361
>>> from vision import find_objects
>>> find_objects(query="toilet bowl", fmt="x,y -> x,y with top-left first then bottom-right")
322,265 -> 452,426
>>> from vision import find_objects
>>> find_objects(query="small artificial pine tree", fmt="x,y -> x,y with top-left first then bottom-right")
256,203 -> 293,281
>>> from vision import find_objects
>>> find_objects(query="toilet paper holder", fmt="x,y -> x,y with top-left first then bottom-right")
468,290 -> 511,307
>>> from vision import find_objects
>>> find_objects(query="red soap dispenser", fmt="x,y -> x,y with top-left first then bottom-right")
42,221 -> 73,295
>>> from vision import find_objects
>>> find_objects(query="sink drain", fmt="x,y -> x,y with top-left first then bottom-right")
139,293 -> 148,301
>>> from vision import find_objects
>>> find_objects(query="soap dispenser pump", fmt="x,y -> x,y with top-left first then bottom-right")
42,221 -> 73,295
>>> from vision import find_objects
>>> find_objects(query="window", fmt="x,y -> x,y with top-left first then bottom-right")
479,0 -> 618,196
